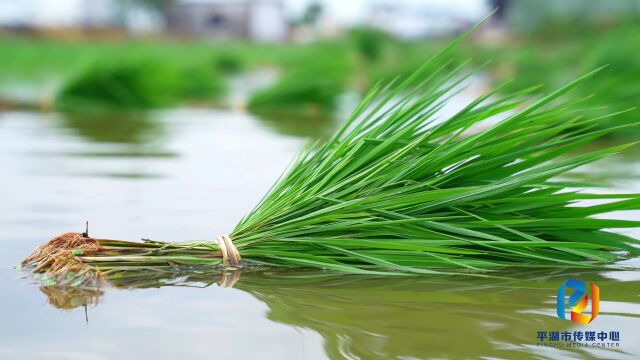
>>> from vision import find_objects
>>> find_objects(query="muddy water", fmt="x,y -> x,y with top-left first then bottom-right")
0,108 -> 638,359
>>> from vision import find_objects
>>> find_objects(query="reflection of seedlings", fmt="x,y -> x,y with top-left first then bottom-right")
80,172 -> 165,180
59,111 -> 163,144
30,269 -> 638,359
65,150 -> 177,158
55,111 -> 172,179
0,97 -> 36,111
40,286 -> 103,310
35,269 -> 243,309
252,109 -> 337,139
233,271 -> 636,360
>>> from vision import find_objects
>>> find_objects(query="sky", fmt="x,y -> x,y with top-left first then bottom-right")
0,0 -> 491,26
0,0 -> 98,26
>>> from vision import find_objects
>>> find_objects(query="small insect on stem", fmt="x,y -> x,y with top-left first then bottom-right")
82,221 -> 89,238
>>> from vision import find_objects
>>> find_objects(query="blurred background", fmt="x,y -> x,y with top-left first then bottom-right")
2,2 -> 640,359
0,0 -> 639,134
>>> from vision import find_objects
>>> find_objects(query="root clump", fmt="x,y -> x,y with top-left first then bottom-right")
22,232 -> 105,283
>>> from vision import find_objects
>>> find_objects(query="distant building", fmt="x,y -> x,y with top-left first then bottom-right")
0,0 -> 114,28
167,0 -> 288,42
366,1 -> 488,39
0,0 -> 163,34
499,0 -> 640,30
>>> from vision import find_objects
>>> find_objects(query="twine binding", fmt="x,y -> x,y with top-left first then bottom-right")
215,234 -> 242,266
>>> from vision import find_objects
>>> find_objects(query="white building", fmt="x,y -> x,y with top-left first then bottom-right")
0,0 -> 163,34
0,0 -> 109,27
367,0 -> 489,39
168,0 -> 288,42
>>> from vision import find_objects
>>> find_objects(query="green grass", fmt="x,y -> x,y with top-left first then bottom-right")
22,30 -> 640,283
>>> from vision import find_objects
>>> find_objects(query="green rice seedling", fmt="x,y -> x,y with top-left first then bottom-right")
248,55 -> 350,114
57,60 -> 180,109
349,26 -> 387,62
214,52 -> 246,73
177,62 -> 226,102
23,29 -> 640,285
56,59 -> 225,110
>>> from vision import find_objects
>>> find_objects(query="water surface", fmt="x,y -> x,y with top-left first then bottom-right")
1,107 -> 638,359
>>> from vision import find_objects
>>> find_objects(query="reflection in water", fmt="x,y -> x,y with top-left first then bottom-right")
47,111 -> 176,179
40,286 -> 103,310
252,109 -> 338,139
248,91 -> 360,140
561,141 -> 640,187
34,269 -> 638,360
59,111 -> 164,144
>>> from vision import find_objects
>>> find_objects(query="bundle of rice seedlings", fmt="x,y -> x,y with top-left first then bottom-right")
248,56 -> 349,114
349,26 -> 387,62
214,52 -> 246,73
56,59 -> 225,110
23,34 -> 640,286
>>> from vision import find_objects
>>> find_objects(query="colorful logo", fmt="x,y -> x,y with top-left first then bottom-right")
557,278 -> 599,325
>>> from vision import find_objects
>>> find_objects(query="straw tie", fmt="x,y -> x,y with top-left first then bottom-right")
215,234 -> 242,266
